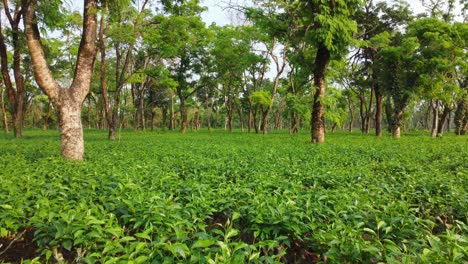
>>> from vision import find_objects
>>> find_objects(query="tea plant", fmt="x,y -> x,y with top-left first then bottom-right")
0,130 -> 466,263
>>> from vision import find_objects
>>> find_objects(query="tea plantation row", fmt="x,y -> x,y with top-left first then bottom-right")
0,130 -> 467,263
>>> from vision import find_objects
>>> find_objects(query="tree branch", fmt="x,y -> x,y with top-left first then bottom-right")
22,0 -> 61,104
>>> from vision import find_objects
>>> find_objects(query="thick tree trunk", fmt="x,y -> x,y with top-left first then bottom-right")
437,106 -> 450,136
311,46 -> 330,144
57,100 -> 84,160
454,98 -> 467,135
431,100 -> 439,138
375,89 -> 383,137
24,0 -> 98,160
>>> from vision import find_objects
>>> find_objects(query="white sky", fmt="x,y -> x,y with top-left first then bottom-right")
200,0 -> 464,25
70,1 -> 461,25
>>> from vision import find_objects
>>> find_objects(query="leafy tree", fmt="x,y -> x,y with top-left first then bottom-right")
290,0 -> 362,143
354,0 -> 412,136
376,34 -> 421,138
0,0 -> 27,137
22,0 -> 98,160
408,17 -> 466,137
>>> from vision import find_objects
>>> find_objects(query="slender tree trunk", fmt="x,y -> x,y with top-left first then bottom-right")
43,101 -> 51,130
424,103 -> 431,130
392,110 -> 404,138
375,88 -> 383,136
261,109 -> 268,135
207,100 -> 213,131
365,88 -> 373,134
161,105 -> 167,129
248,108 -> 252,133
311,46 -> 330,144
169,94 -> 175,130
0,6 -> 26,138
238,107 -> 244,132
359,95 -> 366,133
139,90 -> 146,130
431,100 -> 439,138
179,96 -> 187,133
0,83 -> 8,134
446,111 -> 451,132
151,111 -> 155,130
347,94 -> 354,132
98,6 -> 112,136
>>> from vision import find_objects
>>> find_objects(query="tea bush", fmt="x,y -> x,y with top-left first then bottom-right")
0,130 -> 466,263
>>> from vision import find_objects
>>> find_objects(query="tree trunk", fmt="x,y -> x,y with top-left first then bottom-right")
248,108 -> 252,133
0,3 -> 28,138
179,96 -> 187,133
0,83 -> 8,134
207,100 -> 213,131
392,110 -> 403,138
238,107 -> 244,132
454,98 -> 467,135
375,88 -> 383,136
359,95 -> 367,133
151,111 -> 155,130
57,99 -> 84,160
261,109 -> 268,135
437,106 -> 450,136
311,46 -> 330,144
365,88 -> 373,134
98,6 -> 112,136
24,0 -> 98,160
169,94 -> 175,130
431,100 -> 439,138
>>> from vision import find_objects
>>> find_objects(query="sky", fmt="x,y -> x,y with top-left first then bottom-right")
70,1 -> 462,25
199,0 -> 464,26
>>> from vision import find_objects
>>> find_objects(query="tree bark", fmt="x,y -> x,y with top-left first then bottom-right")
98,4 -> 112,135
392,110 -> 403,138
311,45 -> 330,144
0,83 -> 8,134
375,86 -> 383,136
0,8 -> 25,138
437,106 -> 450,136
431,100 -> 439,138
365,88 -> 373,134
23,0 -> 98,160
179,96 -> 187,133
454,98 -> 467,135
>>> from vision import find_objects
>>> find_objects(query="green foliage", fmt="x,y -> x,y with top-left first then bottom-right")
249,90 -> 273,108
0,130 -> 466,262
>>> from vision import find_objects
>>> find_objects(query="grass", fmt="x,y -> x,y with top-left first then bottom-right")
0,129 -> 467,263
